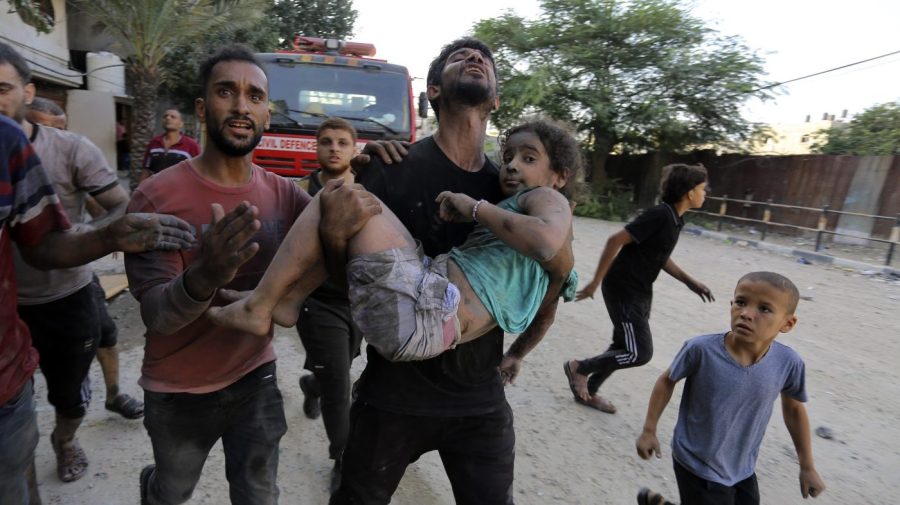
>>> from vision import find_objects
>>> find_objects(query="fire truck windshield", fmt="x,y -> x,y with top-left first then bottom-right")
265,62 -> 411,139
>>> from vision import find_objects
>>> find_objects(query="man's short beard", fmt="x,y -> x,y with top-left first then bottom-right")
446,79 -> 493,108
207,122 -> 262,157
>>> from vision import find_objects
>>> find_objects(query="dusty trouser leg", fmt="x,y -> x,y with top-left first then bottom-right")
0,381 -> 40,505
26,458 -> 41,505
346,249 -> 457,361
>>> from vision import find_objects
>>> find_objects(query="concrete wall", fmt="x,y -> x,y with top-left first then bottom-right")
67,90 -> 117,169
0,0 -> 81,87
834,156 -> 893,243
65,3 -> 123,54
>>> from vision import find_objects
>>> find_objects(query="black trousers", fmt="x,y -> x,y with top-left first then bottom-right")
296,297 -> 362,460
18,283 -> 101,419
89,274 -> 118,348
576,284 -> 653,395
674,458 -> 759,505
330,402 -> 516,505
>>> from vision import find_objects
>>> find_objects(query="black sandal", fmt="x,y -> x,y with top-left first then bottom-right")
106,394 -> 144,419
637,487 -> 676,505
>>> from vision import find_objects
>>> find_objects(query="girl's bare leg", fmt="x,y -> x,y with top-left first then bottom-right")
270,197 -> 416,327
208,192 -> 414,334
207,193 -> 330,334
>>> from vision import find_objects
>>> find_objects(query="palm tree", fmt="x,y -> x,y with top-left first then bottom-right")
69,0 -> 268,186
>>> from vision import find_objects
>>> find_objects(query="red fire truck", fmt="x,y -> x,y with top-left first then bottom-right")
253,36 -> 426,178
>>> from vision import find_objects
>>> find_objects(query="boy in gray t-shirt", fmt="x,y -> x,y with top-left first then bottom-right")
634,272 -> 826,505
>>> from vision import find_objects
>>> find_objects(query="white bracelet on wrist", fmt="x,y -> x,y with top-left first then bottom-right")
472,199 -> 486,223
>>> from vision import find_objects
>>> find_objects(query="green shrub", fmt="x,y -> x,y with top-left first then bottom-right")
573,179 -> 635,222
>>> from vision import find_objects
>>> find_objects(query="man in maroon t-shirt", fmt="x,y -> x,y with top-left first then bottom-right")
126,44 -> 314,505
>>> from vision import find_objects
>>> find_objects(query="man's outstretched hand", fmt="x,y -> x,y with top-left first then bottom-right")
108,213 -> 197,253
184,202 -> 261,301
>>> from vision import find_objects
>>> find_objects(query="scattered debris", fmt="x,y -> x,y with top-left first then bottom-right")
797,257 -> 812,265
799,295 -> 814,301
858,269 -> 878,276
815,426 -> 835,440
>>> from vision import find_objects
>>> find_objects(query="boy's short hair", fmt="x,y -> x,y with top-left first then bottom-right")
659,163 -> 708,205
0,42 -> 31,84
317,117 -> 357,142
426,37 -> 498,121
737,271 -> 800,314
500,119 -> 583,200
198,44 -> 266,99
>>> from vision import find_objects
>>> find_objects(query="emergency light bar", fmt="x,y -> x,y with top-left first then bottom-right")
291,36 -> 377,57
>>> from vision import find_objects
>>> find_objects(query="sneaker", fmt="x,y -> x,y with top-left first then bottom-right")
139,464 -> 155,505
299,375 -> 321,419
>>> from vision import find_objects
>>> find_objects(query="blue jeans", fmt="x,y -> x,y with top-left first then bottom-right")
0,380 -> 39,505
141,362 -> 287,505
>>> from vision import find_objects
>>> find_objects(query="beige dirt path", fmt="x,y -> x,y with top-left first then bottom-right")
31,216 -> 900,504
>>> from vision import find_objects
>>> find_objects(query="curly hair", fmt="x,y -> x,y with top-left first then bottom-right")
659,163 -> 707,205
499,119 -> 583,199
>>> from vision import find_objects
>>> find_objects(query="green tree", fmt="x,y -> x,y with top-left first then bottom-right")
159,0 -> 359,130
812,102 -> 900,155
473,0 -> 770,183
70,0 -> 268,186
160,10 -> 280,114
9,0 -> 54,33
272,0 -> 357,49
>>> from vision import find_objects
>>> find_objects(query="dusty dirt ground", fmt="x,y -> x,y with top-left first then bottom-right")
30,216 -> 900,505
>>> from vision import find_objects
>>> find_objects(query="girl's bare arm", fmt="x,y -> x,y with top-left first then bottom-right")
436,187 -> 572,262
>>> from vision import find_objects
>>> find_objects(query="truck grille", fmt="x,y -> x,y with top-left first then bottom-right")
254,155 -> 319,177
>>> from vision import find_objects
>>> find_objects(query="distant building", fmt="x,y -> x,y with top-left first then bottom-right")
1,0 -> 130,169
746,111 -> 852,155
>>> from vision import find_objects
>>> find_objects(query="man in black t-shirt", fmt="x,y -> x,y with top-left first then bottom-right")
295,118 -> 363,493
320,38 -> 523,505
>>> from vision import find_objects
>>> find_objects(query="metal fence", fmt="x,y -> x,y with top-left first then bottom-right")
691,195 -> 900,266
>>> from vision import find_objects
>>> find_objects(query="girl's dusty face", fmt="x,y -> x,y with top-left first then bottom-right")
499,130 -> 565,197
